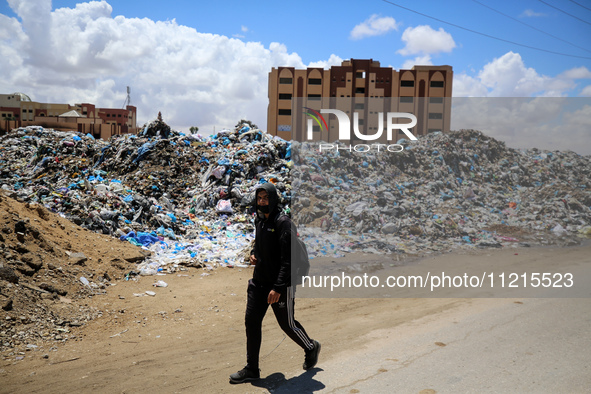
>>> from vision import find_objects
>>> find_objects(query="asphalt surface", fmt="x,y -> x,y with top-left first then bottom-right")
261,297 -> 591,393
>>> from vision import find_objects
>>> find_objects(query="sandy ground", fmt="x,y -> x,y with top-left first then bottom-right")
1,243 -> 590,393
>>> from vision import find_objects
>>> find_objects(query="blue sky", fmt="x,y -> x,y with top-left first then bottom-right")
39,0 -> 591,78
1,0 -> 591,143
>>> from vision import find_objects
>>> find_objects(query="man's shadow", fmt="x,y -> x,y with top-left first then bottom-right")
251,367 -> 325,393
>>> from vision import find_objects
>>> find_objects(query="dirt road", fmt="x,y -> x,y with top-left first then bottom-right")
2,244 -> 590,393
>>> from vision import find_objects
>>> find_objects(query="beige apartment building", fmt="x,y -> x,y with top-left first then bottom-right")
0,92 -> 137,139
267,59 -> 453,142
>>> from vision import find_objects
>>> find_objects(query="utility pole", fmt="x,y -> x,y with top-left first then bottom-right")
122,86 -> 131,108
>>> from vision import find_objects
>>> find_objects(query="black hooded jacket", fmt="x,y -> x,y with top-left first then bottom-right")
251,183 -> 292,293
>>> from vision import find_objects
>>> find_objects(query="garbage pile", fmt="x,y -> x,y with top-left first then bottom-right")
0,122 -> 291,272
139,111 -> 174,139
291,129 -> 591,257
1,123 -> 590,268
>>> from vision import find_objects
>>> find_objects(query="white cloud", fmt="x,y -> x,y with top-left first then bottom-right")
241,25 -> 248,33
521,9 -> 546,17
452,73 -> 489,97
0,0 -> 335,133
454,52 -> 591,97
308,54 -> 344,69
401,55 -> 433,70
350,15 -> 399,40
580,85 -> 591,96
478,52 -> 548,96
560,67 -> 591,80
450,53 -> 591,154
397,25 -> 455,56
451,98 -> 591,155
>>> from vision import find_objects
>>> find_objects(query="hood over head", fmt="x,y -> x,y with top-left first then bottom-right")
254,182 -> 280,219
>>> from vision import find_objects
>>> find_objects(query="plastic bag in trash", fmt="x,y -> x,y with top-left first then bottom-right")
216,200 -> 233,214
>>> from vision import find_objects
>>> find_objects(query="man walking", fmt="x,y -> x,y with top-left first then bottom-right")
230,182 -> 320,384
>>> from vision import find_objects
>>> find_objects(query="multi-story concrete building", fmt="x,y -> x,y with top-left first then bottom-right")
0,92 -> 137,139
267,59 -> 453,142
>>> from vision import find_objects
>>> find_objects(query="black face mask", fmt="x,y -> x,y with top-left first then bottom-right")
258,205 -> 270,214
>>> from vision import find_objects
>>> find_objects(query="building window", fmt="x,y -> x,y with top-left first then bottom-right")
428,128 -> 441,133
278,109 -> 292,116
279,78 -> 293,84
307,94 -> 321,100
357,119 -> 364,125
354,103 -> 364,110
430,97 -> 444,104
118,114 -> 122,117
430,81 -> 444,88
400,97 -> 414,103
356,71 -> 366,78
355,87 -> 365,93
312,125 -> 321,132
428,112 -> 443,119
279,93 -> 292,100
401,80 -> 414,87
308,78 -> 321,85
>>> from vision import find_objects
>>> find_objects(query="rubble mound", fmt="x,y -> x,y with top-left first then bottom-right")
291,129 -> 591,254
0,190 -> 148,354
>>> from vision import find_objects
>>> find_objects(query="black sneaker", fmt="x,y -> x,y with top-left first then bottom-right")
229,366 -> 260,384
303,340 -> 321,370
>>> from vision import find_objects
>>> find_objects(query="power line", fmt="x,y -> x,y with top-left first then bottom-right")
537,0 -> 591,26
380,0 -> 591,60
471,0 -> 591,54
567,0 -> 591,13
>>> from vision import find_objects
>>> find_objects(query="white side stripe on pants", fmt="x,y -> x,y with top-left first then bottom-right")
286,285 -> 313,350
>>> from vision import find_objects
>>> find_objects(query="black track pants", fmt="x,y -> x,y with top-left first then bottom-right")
245,279 -> 314,369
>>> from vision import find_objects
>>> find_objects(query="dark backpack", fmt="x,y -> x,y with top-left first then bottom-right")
275,214 -> 310,286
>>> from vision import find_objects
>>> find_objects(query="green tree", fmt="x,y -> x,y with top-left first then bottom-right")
189,126 -> 199,133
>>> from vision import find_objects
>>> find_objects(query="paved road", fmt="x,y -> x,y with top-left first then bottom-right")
260,297 -> 591,393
